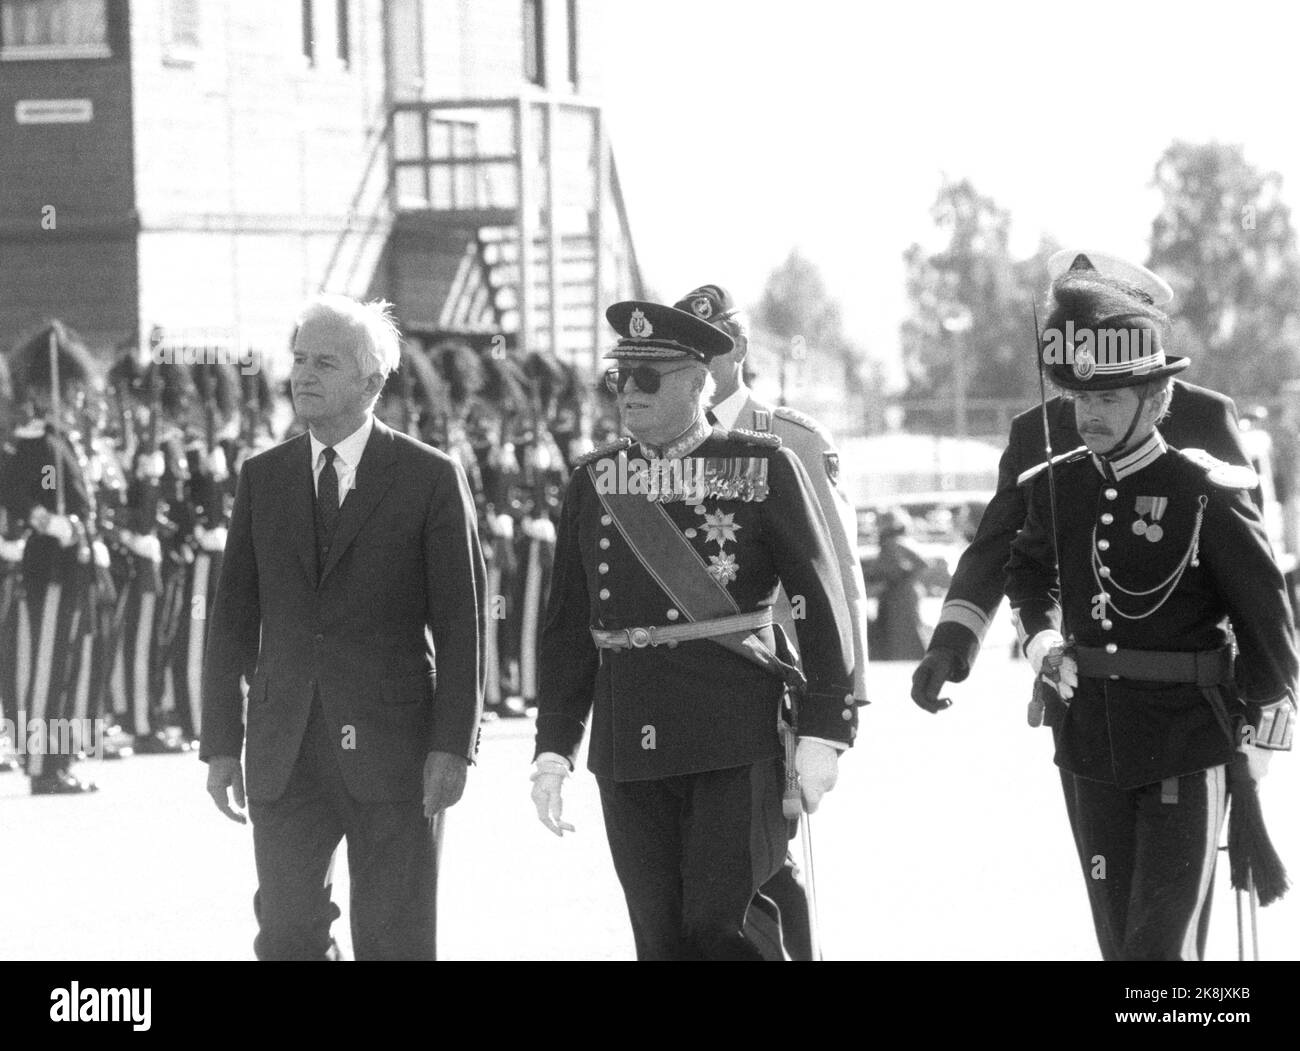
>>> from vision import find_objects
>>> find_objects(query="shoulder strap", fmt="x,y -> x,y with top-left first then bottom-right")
589,457 -> 804,689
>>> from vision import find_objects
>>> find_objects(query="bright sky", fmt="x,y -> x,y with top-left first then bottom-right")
598,0 -> 1300,387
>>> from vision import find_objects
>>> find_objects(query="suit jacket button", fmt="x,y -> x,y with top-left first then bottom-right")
315,633 -> 324,642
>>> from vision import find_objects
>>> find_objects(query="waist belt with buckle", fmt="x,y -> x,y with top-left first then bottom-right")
1073,644 -> 1234,687
592,609 -> 775,651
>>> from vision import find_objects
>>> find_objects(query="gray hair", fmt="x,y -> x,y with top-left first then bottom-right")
297,294 -> 402,383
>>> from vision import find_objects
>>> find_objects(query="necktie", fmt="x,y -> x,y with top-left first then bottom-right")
317,447 -> 340,552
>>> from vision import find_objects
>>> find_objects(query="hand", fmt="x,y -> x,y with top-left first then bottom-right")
530,754 -> 575,836
207,448 -> 229,481
0,537 -> 25,562
1026,630 -> 1078,701
423,750 -> 468,818
1240,743 -> 1272,783
197,525 -> 228,553
911,649 -> 956,713
795,738 -> 839,813
34,510 -> 76,547
139,451 -> 166,480
206,756 -> 247,824
127,533 -> 163,562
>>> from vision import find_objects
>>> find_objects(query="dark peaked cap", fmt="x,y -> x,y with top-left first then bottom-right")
673,284 -> 739,326
605,300 -> 734,362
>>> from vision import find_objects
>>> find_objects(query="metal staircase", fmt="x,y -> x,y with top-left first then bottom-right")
371,96 -> 644,368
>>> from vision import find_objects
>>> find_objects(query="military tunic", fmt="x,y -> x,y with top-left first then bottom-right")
1006,429 -> 1298,959
931,380 -> 1249,678
536,423 -> 857,780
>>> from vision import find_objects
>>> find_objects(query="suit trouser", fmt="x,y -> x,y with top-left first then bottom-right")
597,758 -> 788,961
248,696 -> 437,960
1062,765 -> 1227,961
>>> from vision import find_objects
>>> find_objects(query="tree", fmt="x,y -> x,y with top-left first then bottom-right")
750,249 -> 883,434
1147,142 -> 1300,400
900,179 -> 1057,434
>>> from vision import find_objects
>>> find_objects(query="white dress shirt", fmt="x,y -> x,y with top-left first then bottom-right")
309,415 -> 373,507
710,384 -> 751,430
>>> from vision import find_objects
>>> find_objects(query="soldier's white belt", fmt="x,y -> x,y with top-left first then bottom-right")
591,609 -> 774,650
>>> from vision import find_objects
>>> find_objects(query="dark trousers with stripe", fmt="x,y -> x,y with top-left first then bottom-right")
20,565 -> 89,779
1061,765 -> 1226,961
597,759 -> 789,961
248,696 -> 438,961
0,566 -> 23,733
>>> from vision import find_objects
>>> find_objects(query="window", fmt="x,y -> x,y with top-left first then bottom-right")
386,0 -> 423,99
522,0 -> 544,87
0,0 -> 109,59
163,0 -> 200,61
566,0 -> 577,89
335,0 -> 349,67
301,0 -> 314,65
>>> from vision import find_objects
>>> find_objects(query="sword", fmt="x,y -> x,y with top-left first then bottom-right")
781,714 -> 825,961
1028,299 -> 1066,728
429,810 -> 446,959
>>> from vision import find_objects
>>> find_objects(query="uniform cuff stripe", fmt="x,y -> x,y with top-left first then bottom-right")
938,600 -> 991,642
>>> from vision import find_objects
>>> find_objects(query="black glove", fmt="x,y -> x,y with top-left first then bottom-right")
911,649 -> 956,713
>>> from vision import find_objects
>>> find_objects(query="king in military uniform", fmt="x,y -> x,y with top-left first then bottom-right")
531,300 -> 859,961
1006,268 -> 1297,960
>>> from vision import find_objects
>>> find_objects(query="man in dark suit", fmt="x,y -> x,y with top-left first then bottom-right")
912,251 -> 1252,711
201,295 -> 486,961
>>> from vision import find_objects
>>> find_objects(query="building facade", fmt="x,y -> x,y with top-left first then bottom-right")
0,0 -> 641,368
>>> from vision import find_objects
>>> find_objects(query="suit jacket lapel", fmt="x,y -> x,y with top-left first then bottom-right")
319,419 -> 398,584
286,434 -> 318,590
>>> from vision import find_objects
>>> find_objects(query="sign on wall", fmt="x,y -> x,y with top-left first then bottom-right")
15,99 -> 94,124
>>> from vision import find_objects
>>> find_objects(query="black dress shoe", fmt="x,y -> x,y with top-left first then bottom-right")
30,771 -> 100,795
133,730 -> 188,755
101,725 -> 136,760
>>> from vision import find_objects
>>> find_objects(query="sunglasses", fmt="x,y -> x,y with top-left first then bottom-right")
603,363 -> 696,395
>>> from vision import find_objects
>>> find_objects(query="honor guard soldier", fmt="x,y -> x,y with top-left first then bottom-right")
531,300 -> 859,961
913,251 -> 1253,713
0,322 -> 104,793
1005,268 -> 1296,960
675,283 -> 870,960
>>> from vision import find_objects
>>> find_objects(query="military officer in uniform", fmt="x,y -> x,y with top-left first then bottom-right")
0,322 -> 104,793
674,283 -> 869,960
1005,268 -> 1296,960
912,251 -> 1252,713
530,300 -> 859,961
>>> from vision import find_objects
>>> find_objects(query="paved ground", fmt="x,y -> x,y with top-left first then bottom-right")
2,642 -> 1297,961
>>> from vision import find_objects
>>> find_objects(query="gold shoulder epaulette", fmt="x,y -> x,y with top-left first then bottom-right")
575,436 -> 632,467
729,428 -> 782,449
1017,445 -> 1089,486
1176,447 -> 1259,490
773,406 -> 828,438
